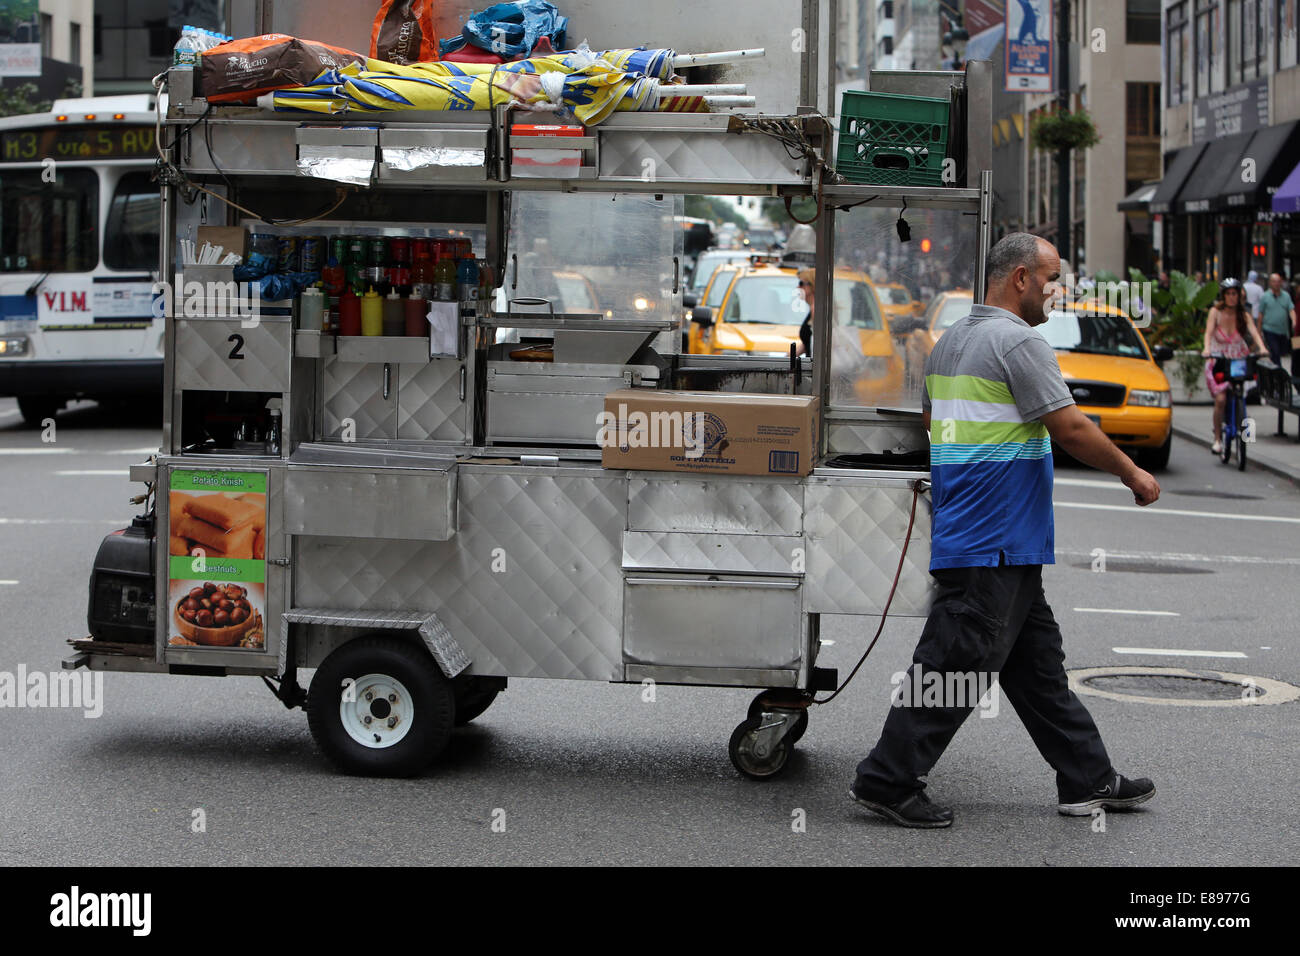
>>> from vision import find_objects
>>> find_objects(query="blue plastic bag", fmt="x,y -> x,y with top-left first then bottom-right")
439,1 -> 568,59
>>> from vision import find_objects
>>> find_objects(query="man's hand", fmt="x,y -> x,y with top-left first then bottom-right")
1123,468 -> 1161,506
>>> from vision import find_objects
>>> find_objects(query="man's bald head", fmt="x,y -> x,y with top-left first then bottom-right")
983,232 -> 1061,326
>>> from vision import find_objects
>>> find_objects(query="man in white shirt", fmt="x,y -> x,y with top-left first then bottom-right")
1244,270 -> 1265,314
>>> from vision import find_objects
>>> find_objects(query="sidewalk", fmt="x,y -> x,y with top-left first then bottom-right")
1170,400 -> 1300,484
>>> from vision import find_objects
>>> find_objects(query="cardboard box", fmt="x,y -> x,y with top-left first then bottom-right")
196,226 -> 247,261
600,390 -> 818,477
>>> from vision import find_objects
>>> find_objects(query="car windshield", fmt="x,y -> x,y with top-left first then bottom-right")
934,296 -> 973,329
832,280 -> 884,330
1035,309 -> 1149,358
722,275 -> 806,325
691,251 -> 747,290
880,286 -> 912,305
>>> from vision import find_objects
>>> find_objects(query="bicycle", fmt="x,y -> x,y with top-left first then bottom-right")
1212,355 -> 1258,471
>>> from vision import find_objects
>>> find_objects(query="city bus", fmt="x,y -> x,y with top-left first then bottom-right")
0,94 -> 164,425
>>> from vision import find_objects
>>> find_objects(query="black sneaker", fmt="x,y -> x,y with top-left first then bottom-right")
1057,773 -> 1155,816
849,785 -> 954,829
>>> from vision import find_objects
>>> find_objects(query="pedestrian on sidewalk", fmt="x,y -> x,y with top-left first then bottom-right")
1202,278 -> 1269,454
1244,270 -> 1265,314
849,233 -> 1162,829
1257,274 -> 1296,371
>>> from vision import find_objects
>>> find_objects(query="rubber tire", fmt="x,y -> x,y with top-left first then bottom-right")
453,679 -> 500,727
1238,423 -> 1248,472
16,395 -> 59,428
1221,413 -> 1233,464
728,717 -> 791,780
746,697 -> 809,744
1137,433 -> 1171,471
307,635 -> 454,777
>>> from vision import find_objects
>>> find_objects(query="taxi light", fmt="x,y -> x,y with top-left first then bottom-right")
83,113 -> 96,120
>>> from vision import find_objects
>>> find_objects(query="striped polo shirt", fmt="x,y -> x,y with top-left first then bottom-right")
922,304 -> 1074,569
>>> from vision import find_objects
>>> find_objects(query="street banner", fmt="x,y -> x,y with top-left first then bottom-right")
0,0 -> 41,77
1005,0 -> 1053,92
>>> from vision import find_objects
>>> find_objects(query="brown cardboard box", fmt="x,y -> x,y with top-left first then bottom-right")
196,226 -> 247,261
600,390 -> 818,477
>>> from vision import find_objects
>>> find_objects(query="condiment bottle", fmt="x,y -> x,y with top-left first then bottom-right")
434,248 -> 457,302
321,256 -> 346,297
298,286 -> 326,331
360,287 -> 384,336
338,290 -> 361,336
404,296 -> 428,337
382,291 -> 404,336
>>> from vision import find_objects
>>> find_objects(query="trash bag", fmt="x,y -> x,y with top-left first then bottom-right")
438,1 -> 568,59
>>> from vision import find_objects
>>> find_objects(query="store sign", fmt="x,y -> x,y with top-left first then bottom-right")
1192,78 -> 1269,144
0,0 -> 41,77
1005,0 -> 1052,92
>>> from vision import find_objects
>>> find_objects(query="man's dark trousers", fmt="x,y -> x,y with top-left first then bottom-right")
855,561 -> 1114,802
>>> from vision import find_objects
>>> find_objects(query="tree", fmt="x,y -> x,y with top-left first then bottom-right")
0,77 -> 84,119
684,195 -> 748,230
761,195 -> 817,228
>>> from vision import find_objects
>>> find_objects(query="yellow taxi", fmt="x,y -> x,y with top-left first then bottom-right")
1036,300 -> 1174,469
876,282 -> 924,324
687,263 -> 904,403
903,289 -> 974,388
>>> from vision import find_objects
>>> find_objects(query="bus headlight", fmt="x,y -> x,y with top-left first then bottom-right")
1127,389 -> 1171,407
0,334 -> 28,355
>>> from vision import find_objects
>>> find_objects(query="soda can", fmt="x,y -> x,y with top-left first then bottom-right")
367,237 -> 388,267
276,236 -> 301,273
346,236 -> 366,266
300,235 -> 324,273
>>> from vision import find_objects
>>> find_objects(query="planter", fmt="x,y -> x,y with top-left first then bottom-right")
1167,350 -> 1210,405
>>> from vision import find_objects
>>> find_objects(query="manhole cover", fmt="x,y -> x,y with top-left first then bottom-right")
1069,667 -> 1300,707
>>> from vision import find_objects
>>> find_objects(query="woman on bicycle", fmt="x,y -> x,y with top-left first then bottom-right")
1202,278 -> 1268,453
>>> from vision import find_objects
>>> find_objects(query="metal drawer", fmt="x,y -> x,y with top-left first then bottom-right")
284,464 -> 457,541
623,572 -> 802,670
175,318 -> 291,392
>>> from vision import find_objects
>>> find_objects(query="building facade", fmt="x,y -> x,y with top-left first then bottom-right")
0,0 -> 94,101
1151,0 -> 1300,280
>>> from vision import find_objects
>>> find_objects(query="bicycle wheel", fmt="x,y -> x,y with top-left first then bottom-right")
1220,396 -> 1234,464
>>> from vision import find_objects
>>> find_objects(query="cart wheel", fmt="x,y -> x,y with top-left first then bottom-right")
729,717 -> 791,780
746,697 -> 809,744
453,678 -> 501,727
307,635 -> 454,777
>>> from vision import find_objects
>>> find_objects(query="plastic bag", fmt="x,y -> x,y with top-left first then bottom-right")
439,1 -> 568,59
198,34 -> 366,104
369,0 -> 439,65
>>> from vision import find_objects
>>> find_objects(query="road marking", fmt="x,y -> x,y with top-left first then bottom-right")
54,470 -> 128,476
0,580 -> 16,585
1074,607 -> 1180,616
0,446 -> 157,457
1054,477 -> 1122,490
1057,547 -> 1300,567
1113,647 -> 1247,659
0,447 -> 75,455
0,518 -> 121,525
1056,500 -> 1300,525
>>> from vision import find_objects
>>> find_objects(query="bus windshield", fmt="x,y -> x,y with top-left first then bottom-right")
0,168 -> 98,272
104,172 -> 159,271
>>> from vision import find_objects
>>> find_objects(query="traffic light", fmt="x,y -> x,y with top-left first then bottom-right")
920,238 -> 932,254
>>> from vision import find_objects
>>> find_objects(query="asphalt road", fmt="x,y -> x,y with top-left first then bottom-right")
1,396 -> 1297,866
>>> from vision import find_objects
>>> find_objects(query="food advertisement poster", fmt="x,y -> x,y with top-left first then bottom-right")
167,470 -> 267,651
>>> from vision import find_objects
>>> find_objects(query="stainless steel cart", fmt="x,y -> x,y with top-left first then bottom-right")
69,0 -> 993,778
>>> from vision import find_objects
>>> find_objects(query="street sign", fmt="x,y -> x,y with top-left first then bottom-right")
1005,0 -> 1053,93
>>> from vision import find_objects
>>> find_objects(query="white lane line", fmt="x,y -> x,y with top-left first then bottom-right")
1057,500 -> 1300,525
0,446 -> 157,457
0,518 -> 121,525
54,470 -> 128,476
1113,647 -> 1248,659
1074,607 -> 1180,616
1055,477 -> 1123,489
1057,547 -> 1300,567
0,447 -> 75,455
0,580 -> 17,585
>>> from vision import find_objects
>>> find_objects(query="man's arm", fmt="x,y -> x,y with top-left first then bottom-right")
1040,405 -> 1160,506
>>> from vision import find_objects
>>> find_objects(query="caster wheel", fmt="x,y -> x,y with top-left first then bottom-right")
728,717 -> 791,780
747,693 -> 809,744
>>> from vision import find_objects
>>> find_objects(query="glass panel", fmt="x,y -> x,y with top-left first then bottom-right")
0,167 -> 98,272
828,206 -> 979,409
1034,309 -> 1148,358
104,171 -> 159,271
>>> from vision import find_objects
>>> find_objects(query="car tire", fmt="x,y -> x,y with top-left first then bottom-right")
1137,433 -> 1172,471
16,395 -> 60,428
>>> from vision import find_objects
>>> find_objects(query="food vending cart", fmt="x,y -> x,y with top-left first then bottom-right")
70,0 -> 993,778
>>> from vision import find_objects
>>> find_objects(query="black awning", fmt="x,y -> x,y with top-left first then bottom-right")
1117,182 -> 1158,212
1148,143 -> 1208,214
1220,121 -> 1300,211
1175,131 -> 1253,214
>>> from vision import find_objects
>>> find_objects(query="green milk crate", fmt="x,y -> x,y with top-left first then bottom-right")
835,90 -> 952,187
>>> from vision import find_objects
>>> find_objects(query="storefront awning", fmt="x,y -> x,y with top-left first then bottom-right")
1221,121 -> 1300,211
1148,143 -> 1208,215
1273,160 -> 1300,213
1117,182 -> 1158,212
1175,132 -> 1253,214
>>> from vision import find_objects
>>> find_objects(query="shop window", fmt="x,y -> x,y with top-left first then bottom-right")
1279,0 -> 1298,69
1127,0 -> 1161,43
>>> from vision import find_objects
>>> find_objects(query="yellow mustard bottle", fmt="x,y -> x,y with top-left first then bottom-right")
360,287 -> 383,336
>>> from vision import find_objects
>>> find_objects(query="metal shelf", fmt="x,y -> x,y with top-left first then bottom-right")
819,184 -> 982,211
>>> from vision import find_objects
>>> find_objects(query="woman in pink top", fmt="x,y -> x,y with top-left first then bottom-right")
1201,278 -> 1268,454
